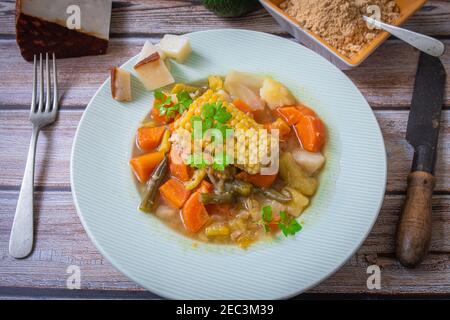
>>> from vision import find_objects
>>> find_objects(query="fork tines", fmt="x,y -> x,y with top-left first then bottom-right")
31,53 -> 58,114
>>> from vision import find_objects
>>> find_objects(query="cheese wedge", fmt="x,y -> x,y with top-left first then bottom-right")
111,67 -> 132,102
134,42 -> 174,91
16,0 -> 112,61
158,35 -> 192,63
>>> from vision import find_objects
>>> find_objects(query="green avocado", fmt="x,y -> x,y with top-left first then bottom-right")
202,0 -> 261,17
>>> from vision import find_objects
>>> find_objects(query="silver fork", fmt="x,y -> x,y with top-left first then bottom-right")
9,53 -> 58,258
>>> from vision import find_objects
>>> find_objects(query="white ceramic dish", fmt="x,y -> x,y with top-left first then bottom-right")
71,29 -> 387,299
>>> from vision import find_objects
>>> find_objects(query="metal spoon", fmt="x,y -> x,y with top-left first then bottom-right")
363,16 -> 445,57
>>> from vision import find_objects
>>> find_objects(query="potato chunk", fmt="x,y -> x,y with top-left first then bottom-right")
260,78 -> 296,110
279,152 -> 318,196
283,187 -> 309,217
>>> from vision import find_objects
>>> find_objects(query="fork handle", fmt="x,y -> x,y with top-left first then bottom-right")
9,126 -> 39,258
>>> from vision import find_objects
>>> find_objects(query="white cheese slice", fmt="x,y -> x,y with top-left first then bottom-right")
158,34 -> 192,63
134,41 -> 174,91
139,41 -> 166,61
111,67 -> 132,102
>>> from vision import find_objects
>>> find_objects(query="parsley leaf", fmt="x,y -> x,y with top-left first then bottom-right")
154,90 -> 193,120
277,210 -> 302,237
203,118 -> 214,132
261,208 -> 302,237
190,115 -> 202,126
214,107 -> 232,123
262,206 -> 272,223
154,90 -> 165,101
202,103 -> 216,118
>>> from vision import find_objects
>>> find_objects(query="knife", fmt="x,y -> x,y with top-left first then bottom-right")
396,52 -> 446,267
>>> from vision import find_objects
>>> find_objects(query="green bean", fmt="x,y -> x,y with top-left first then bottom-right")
256,187 -> 292,203
139,155 -> 168,213
225,180 -> 254,196
200,192 -> 234,204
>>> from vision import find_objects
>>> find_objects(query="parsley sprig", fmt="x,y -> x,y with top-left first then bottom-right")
154,90 -> 192,119
190,101 -> 232,138
186,101 -> 233,171
261,206 -> 302,237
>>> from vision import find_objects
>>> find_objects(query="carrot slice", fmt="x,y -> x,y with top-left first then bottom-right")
167,121 -> 175,133
196,180 -> 214,193
151,107 -> 171,124
169,147 -> 191,181
159,178 -> 191,208
233,99 -> 253,114
276,106 -> 304,125
294,114 -> 326,152
264,215 -> 281,232
235,172 -> 277,189
277,105 -> 326,152
136,126 -> 166,152
129,151 -> 165,183
182,191 -> 210,233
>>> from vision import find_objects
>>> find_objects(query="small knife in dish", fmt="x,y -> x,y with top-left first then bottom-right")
395,52 -> 446,267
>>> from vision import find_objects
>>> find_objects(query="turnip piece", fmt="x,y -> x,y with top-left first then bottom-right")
155,205 -> 177,220
224,71 -> 265,110
291,148 -> 326,176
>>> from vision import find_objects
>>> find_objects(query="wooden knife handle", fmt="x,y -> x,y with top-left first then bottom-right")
396,171 -> 435,267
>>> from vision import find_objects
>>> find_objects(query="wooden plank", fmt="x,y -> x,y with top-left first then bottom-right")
0,39 -> 449,109
1,0 -> 449,37
0,190 -> 449,294
0,109 -> 449,192
0,38 -> 148,109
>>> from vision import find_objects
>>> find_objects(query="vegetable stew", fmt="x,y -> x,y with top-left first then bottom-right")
130,72 -> 327,248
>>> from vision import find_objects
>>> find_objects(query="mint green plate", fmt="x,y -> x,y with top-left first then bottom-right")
71,29 -> 386,299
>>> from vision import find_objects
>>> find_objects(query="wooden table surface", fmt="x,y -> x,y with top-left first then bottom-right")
1,0 -> 449,299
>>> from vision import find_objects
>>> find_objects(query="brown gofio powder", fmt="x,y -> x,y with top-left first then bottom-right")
280,0 -> 400,57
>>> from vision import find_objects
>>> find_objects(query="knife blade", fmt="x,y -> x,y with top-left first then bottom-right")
396,52 -> 446,268
406,52 -> 446,174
